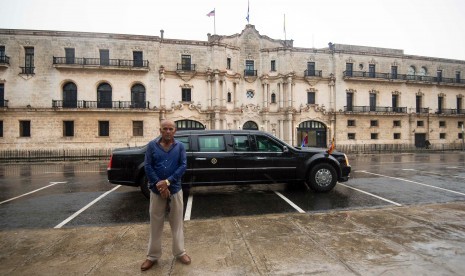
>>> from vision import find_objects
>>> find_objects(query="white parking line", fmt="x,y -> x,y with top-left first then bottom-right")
0,182 -> 67,205
184,194 -> 193,221
357,170 -> 465,197
274,191 -> 305,213
337,183 -> 402,206
54,185 -> 121,229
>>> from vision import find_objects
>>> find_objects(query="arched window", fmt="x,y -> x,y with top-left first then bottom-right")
131,84 -> 146,108
243,121 -> 258,130
175,119 -> 205,130
408,66 -> 416,75
271,93 -> 276,104
63,82 -> 77,108
97,83 -> 112,108
419,66 -> 427,76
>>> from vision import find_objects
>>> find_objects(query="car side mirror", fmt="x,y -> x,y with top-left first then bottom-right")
283,146 -> 289,153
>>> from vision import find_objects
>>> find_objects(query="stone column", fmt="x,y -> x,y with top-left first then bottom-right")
278,82 -> 283,109
287,76 -> 292,108
159,66 -> 166,108
213,73 -> 219,107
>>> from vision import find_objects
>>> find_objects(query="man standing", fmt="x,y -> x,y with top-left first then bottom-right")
141,120 -> 190,271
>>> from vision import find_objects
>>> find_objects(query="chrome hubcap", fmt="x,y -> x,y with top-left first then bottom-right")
315,168 -> 332,187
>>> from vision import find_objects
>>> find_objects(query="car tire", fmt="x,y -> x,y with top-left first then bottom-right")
140,174 -> 150,199
307,163 -> 337,192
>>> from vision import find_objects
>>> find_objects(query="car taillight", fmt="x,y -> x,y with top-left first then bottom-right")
107,155 -> 113,170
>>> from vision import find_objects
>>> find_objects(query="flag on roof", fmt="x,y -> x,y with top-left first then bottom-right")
207,9 -> 215,17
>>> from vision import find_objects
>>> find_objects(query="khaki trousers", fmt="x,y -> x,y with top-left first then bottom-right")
146,190 -> 185,261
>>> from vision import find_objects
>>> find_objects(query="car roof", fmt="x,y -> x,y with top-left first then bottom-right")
175,130 -> 269,136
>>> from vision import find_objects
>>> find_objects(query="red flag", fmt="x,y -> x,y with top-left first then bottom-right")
327,137 -> 335,154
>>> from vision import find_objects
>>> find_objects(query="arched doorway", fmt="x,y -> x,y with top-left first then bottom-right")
175,119 -> 205,130
63,82 -> 77,108
97,83 -> 112,108
297,120 -> 327,148
242,121 -> 258,130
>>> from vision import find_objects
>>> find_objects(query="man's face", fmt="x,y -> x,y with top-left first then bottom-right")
160,121 -> 176,141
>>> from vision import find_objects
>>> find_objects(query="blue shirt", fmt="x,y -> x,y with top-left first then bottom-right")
144,138 -> 187,195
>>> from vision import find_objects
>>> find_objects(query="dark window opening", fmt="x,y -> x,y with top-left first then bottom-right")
65,48 -> 75,64
181,55 -> 192,70
131,84 -> 146,108
20,120 -> 31,137
133,121 -> 143,136
346,92 -> 353,111
345,63 -> 353,76
63,121 -> 74,137
100,49 -> 109,66
307,92 -> 315,104
182,88 -> 191,102
226,58 -> 231,69
175,120 -> 205,130
97,83 -> 112,108
271,60 -> 276,71
99,121 -> 110,136
243,121 -> 258,130
133,51 -> 143,67
369,64 -> 376,78
63,82 -> 77,108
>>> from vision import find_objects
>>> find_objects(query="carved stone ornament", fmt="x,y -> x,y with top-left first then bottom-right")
392,90 -> 401,95
416,90 -> 424,96
176,70 -> 197,82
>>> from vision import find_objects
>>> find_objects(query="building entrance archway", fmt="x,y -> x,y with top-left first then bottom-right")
297,120 -> 327,148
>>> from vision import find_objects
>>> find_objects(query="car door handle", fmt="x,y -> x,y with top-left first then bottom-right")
256,157 -> 266,160
195,158 -> 207,161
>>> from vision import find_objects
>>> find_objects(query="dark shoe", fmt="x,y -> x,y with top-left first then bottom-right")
178,254 -> 191,265
141,259 -> 156,271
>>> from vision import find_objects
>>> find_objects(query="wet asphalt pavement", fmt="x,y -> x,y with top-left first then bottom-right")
1,152 -> 465,275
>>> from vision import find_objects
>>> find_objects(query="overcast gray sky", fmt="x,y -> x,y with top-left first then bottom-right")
1,0 -> 465,60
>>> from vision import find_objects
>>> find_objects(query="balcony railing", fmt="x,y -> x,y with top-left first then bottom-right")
53,57 -> 149,68
52,100 -> 150,109
304,70 -> 322,77
0,100 -> 8,107
435,108 -> 465,115
409,107 -> 430,114
0,55 -> 10,65
343,71 -> 465,84
244,69 -> 257,76
176,63 -> 196,71
20,66 -> 35,75
344,106 -> 407,113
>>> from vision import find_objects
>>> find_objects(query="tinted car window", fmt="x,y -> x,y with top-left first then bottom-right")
198,135 -> 226,152
233,135 -> 250,152
176,136 -> 190,151
256,135 -> 282,152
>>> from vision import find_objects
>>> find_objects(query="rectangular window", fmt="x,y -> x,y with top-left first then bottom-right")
370,120 -> 378,127
391,66 -> 398,79
416,95 -> 422,113
394,133 -> 401,139
459,133 -> 464,139
437,70 -> 443,82
133,51 -> 143,67
182,88 -> 192,102
20,120 -> 31,137
0,45 -> 5,57
440,133 -> 446,139
369,93 -> 376,111
271,60 -> 276,71
0,121 -> 3,137
369,64 -> 375,78
65,48 -> 75,64
458,97 -> 463,114
24,47 -> 34,74
199,135 -> 226,152
133,121 -> 143,136
371,133 -> 378,139
348,133 -> 356,140
456,71 -> 461,83
393,120 -> 401,127
227,57 -> 231,69
0,83 -> 4,107
392,94 -> 399,112
307,92 -> 315,104
417,120 -> 424,127
345,63 -> 353,76
346,92 -> 353,111
439,121 -> 446,127
98,121 -> 109,137
100,49 -> 109,66
438,96 -> 444,113
459,121 -> 464,128
347,120 -> 356,127
245,60 -> 255,76
307,62 -> 315,76
63,121 -> 74,137
182,55 -> 192,70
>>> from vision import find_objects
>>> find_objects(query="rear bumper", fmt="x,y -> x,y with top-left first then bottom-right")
107,169 -> 138,187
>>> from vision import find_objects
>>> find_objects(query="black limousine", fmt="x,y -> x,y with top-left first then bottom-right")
107,130 -> 351,198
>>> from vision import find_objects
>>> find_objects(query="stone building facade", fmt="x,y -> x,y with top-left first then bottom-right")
0,26 -> 464,151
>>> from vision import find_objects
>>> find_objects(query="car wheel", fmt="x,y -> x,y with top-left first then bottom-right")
140,174 -> 150,199
307,163 -> 337,192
